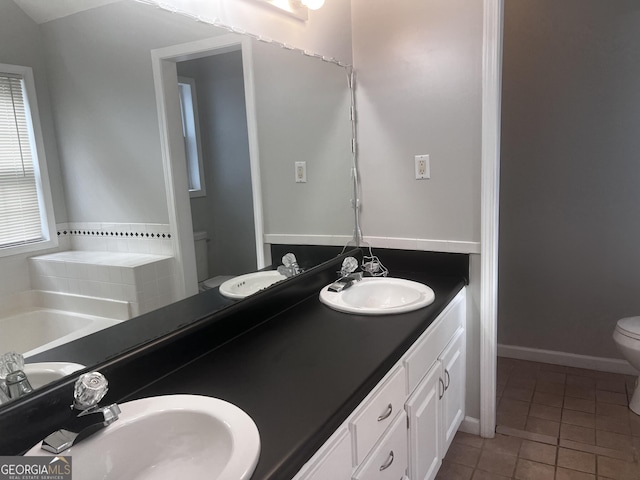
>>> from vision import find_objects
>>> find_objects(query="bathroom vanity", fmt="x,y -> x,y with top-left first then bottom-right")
0,249 -> 468,480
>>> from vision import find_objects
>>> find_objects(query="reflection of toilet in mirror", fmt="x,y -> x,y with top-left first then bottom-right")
612,317 -> 640,414
194,231 -> 232,291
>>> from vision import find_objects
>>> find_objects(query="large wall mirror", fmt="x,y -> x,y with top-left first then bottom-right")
0,0 -> 354,402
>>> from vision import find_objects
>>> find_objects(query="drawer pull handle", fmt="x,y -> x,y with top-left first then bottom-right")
439,377 -> 445,399
377,403 -> 393,422
379,450 -> 394,471
445,369 -> 450,390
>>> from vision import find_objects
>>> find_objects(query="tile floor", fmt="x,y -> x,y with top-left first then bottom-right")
436,357 -> 640,480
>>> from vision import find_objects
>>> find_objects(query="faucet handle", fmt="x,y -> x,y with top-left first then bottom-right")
74,372 -> 109,410
0,352 -> 25,379
340,257 -> 359,277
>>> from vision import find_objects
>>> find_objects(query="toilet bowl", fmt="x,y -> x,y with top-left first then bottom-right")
193,231 -> 233,291
612,316 -> 640,414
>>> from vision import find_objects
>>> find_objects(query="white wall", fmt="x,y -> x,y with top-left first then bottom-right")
499,0 -> 640,360
351,0 -> 484,420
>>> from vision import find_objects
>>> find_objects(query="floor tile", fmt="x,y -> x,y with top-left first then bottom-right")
595,416 -> 632,436
563,409 -> 596,429
471,471 -> 510,480
595,430 -> 634,453
498,397 -> 531,417
482,433 -> 521,456
526,417 -> 560,437
567,375 -> 597,388
596,456 -> 639,480
529,403 -> 562,422
495,425 -> 558,445
564,396 -> 596,414
514,458 -> 555,480
533,391 -> 565,408
555,467 -> 596,480
566,385 -> 596,400
436,461 -> 474,480
596,377 -> 627,394
476,450 -> 517,477
538,370 -> 567,384
518,440 -> 557,465
454,431 -> 485,449
596,390 -> 628,406
560,423 -> 596,445
496,411 -> 527,430
557,447 -> 596,473
564,367 -> 597,378
444,443 -> 482,468
559,439 -> 634,462
595,403 -> 630,420
536,380 -> 566,396
456,359 -> 640,480
628,413 -> 640,436
507,376 -> 537,390
503,385 -> 534,402
539,363 -> 568,374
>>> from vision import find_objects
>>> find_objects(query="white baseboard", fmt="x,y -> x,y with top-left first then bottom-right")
498,344 -> 639,376
459,416 -> 481,436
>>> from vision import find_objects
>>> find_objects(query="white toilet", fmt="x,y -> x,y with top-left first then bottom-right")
193,231 -> 231,291
613,316 -> 640,414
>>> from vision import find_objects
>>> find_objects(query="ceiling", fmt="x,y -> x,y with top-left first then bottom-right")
12,0 -> 121,24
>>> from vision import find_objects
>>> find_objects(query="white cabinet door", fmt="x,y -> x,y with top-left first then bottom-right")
440,327 -> 466,452
405,360 -> 443,480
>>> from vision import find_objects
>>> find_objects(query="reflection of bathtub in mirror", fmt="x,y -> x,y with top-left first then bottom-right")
0,291 -> 129,358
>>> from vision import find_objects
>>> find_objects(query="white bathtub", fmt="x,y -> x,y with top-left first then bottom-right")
0,290 -> 129,358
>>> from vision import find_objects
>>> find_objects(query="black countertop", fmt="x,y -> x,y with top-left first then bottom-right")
128,271 -> 465,480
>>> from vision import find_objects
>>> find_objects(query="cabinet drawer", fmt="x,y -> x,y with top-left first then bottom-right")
352,411 -> 408,480
403,290 -> 465,393
350,366 -> 406,465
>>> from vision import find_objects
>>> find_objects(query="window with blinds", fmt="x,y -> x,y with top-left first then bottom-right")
0,65 -> 55,254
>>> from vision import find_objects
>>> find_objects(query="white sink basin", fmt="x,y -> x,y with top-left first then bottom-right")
319,277 -> 435,315
23,362 -> 85,389
27,395 -> 260,480
219,271 -> 287,299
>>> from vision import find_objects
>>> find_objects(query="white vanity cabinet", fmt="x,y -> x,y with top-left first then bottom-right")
293,288 -> 466,480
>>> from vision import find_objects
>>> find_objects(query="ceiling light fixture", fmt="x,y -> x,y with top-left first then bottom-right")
300,0 -> 325,10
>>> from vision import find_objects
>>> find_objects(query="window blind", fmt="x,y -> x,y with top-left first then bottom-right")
0,73 -> 44,248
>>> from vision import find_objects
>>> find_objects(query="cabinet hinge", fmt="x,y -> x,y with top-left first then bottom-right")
406,414 -> 409,429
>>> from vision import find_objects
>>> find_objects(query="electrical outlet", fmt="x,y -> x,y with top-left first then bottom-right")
415,154 -> 430,180
295,161 -> 307,183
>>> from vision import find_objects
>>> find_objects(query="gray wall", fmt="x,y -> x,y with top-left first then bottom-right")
351,0 -> 483,244
0,0 -> 67,223
252,39 -> 353,239
351,0 -> 483,420
178,52 -> 257,277
498,0 -> 640,359
39,1 -> 227,223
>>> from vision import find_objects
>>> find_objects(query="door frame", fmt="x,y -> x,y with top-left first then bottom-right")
151,35 -> 265,298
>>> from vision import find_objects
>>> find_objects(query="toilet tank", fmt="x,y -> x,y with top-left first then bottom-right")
193,231 -> 209,283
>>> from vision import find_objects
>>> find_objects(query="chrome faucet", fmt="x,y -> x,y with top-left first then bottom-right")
277,253 -> 302,278
41,371 -> 120,454
328,257 -> 363,292
0,352 -> 33,403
